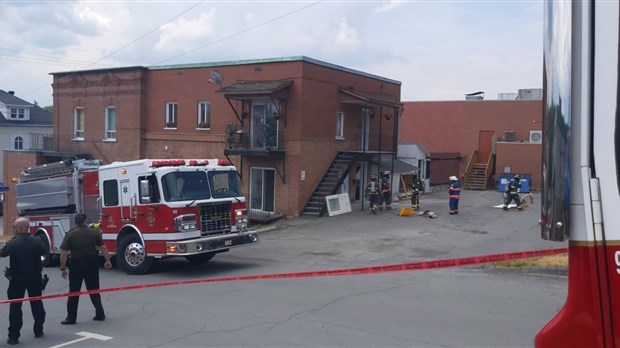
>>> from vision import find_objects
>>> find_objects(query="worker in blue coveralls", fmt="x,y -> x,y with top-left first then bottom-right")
448,176 -> 461,215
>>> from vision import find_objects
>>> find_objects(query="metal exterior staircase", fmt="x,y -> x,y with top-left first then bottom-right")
301,151 -> 356,216
464,163 -> 487,190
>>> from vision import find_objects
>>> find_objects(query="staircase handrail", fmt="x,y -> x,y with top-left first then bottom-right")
463,150 -> 478,186
302,152 -> 357,216
482,152 -> 495,190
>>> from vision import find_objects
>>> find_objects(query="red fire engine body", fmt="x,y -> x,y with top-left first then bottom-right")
536,1 -> 619,347
15,158 -> 259,274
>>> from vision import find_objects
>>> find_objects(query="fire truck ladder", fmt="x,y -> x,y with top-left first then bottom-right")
301,151 -> 356,217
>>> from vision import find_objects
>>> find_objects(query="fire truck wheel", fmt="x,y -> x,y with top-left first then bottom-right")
185,252 -> 216,264
117,234 -> 154,274
37,234 -> 56,267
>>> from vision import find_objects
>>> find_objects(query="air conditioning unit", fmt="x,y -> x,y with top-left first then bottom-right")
529,130 -> 543,144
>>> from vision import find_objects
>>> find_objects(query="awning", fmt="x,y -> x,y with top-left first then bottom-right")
371,155 -> 418,173
217,80 -> 293,99
339,88 -> 402,109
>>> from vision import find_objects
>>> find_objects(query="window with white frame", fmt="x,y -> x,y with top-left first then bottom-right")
10,108 -> 25,120
165,102 -> 177,128
105,106 -> 117,140
13,136 -> 23,150
197,101 -> 211,129
73,107 -> 84,139
336,112 -> 344,139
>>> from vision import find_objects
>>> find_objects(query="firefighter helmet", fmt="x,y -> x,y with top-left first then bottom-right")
514,175 -> 521,181
371,174 -> 378,181
449,176 -> 458,181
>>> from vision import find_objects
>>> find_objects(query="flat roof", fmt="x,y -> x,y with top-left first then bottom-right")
51,56 -> 401,85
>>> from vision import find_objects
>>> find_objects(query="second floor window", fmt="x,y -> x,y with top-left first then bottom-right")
197,101 -> 211,129
165,102 -> 177,128
10,108 -> 25,119
105,107 -> 117,140
74,107 -> 84,139
336,112 -> 344,139
14,136 -> 23,150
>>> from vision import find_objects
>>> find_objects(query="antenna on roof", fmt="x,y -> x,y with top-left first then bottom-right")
208,70 -> 224,88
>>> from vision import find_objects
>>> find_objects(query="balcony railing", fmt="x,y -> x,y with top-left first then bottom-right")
224,124 -> 284,156
29,133 -> 88,155
358,132 -> 396,153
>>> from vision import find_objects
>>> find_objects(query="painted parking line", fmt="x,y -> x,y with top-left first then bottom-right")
48,331 -> 113,348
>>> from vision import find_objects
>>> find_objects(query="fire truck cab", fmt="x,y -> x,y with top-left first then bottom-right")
16,158 -> 259,274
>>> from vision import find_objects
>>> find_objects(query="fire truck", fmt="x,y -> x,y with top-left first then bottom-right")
536,1 -> 619,347
15,158 -> 259,274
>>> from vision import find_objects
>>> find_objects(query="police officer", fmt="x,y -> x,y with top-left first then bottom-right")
410,172 -> 423,210
0,217 -> 47,345
59,213 -> 112,325
366,174 -> 380,214
503,174 -> 523,211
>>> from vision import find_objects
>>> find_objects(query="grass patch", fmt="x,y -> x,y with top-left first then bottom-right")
493,253 -> 568,268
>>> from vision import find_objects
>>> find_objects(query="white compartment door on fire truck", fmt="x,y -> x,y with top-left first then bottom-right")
120,179 -> 133,221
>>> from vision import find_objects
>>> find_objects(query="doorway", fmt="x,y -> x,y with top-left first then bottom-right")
478,131 -> 495,163
249,168 -> 275,212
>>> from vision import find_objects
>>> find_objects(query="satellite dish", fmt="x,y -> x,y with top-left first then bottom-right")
209,70 -> 224,87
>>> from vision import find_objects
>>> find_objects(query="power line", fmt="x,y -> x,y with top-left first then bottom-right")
154,0 -> 325,65
19,0 -> 206,97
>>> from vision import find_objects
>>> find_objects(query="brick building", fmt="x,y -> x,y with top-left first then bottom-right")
2,56 -> 402,226
400,97 -> 542,190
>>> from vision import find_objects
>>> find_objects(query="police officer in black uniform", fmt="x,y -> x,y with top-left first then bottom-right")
0,217 -> 47,345
59,213 -> 112,325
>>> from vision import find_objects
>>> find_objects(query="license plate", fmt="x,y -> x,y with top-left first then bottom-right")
224,239 -> 232,246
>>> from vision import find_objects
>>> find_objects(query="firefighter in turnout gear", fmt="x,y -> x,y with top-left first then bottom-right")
448,176 -> 461,215
380,172 -> 392,211
503,175 -> 523,211
366,175 -> 380,214
410,172 -> 423,210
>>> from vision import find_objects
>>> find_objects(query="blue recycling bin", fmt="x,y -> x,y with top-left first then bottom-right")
497,174 -> 531,193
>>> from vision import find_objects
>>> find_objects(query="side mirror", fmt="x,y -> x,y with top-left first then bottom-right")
139,180 -> 151,203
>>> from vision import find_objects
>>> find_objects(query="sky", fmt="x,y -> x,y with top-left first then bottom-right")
0,0 -> 543,107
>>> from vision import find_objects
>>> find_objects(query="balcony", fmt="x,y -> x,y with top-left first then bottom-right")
224,124 -> 285,158
29,133 -> 92,158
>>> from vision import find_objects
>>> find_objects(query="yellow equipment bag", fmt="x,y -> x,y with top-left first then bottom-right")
398,207 -> 414,216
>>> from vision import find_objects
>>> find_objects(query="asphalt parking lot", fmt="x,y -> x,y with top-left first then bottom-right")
250,188 -> 565,271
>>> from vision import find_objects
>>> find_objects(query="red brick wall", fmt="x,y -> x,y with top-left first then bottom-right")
46,59 -> 401,217
400,100 -> 542,188
496,143 -> 542,190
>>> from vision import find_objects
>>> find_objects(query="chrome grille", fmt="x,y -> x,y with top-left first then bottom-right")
199,202 -> 232,235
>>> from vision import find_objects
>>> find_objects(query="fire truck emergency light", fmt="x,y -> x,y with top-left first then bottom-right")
151,160 -> 186,167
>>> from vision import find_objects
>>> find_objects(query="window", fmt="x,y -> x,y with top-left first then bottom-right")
74,107 -> 84,139
197,101 -> 211,129
103,180 -> 119,206
13,136 -> 23,150
336,112 -> 344,139
10,108 -> 25,119
165,102 -> 177,128
138,175 -> 160,204
104,107 -> 117,140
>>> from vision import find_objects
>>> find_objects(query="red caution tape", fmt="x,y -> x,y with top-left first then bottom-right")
0,248 -> 567,305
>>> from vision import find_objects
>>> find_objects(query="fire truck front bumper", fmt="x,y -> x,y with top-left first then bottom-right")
165,231 -> 259,256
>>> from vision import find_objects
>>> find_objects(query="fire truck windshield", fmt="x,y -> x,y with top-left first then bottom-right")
208,170 -> 242,199
160,170 -> 241,202
161,171 -> 210,202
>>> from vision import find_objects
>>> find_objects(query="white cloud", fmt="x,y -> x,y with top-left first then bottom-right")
375,0 -> 405,14
334,18 -> 360,48
0,1 -> 543,106
74,6 -> 112,31
155,8 -> 217,51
